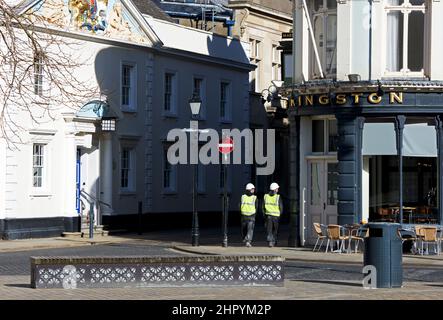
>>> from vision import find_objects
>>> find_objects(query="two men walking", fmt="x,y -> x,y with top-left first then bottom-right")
240,182 -> 282,247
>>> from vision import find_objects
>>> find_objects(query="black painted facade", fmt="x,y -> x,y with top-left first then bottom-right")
0,217 -> 80,240
286,80 -> 443,244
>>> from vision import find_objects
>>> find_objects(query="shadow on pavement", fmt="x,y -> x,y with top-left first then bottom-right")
291,279 -> 362,288
4,284 -> 31,289
404,255 -> 443,262
426,284 -> 443,288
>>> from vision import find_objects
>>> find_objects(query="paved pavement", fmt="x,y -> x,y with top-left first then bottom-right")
173,244 -> 443,267
0,227 -> 442,300
0,274 -> 442,300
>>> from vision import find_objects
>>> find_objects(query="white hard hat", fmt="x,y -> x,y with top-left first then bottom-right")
246,183 -> 255,190
270,182 -> 280,191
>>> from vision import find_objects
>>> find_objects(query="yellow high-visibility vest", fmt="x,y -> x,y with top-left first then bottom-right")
241,195 -> 257,216
264,194 -> 280,217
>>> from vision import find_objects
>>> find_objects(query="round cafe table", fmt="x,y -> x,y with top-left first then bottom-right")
342,224 -> 362,253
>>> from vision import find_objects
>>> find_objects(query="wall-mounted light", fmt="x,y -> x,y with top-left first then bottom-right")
101,117 -> 116,132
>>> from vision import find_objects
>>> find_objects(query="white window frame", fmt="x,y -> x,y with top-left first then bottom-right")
119,146 -> 136,193
249,38 -> 262,92
193,76 -> 206,120
32,143 -> 45,189
163,146 -> 177,193
29,143 -> 52,196
163,71 -> 178,117
310,0 -> 337,79
33,53 -> 44,97
272,43 -> 282,82
219,81 -> 232,123
382,0 -> 428,78
28,130 -> 55,196
120,62 -> 137,112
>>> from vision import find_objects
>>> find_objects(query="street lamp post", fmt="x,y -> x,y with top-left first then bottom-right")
222,153 -> 228,247
189,93 -> 202,247
218,136 -> 233,248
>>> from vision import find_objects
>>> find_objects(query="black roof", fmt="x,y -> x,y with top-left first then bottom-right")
131,0 -> 176,22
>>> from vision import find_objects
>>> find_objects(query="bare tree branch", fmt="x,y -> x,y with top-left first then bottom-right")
0,0 -> 100,146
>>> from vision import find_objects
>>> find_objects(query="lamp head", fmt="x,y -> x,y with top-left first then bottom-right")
189,92 -> 202,117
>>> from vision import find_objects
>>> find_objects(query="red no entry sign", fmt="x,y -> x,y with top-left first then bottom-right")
218,137 -> 234,154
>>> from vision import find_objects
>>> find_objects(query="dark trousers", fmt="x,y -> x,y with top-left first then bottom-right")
266,215 -> 280,244
241,215 -> 255,243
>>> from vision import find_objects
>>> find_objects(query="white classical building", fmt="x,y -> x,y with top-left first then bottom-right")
0,0 -> 253,239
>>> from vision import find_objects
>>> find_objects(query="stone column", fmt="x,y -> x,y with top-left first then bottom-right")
394,115 -> 406,224
100,133 -> 114,216
356,117 -> 365,223
64,131 -> 78,217
288,114 -> 300,247
435,116 -> 443,225
336,114 -> 361,225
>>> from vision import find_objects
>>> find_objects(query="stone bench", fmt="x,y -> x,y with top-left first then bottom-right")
30,255 -> 284,289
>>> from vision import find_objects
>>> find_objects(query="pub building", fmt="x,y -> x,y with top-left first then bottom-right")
284,0 -> 443,246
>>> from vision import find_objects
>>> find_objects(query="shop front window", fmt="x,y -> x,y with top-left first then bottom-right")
363,119 -> 439,225
368,156 -> 439,224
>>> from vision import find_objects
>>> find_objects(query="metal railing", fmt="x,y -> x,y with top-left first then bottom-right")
80,188 -> 111,239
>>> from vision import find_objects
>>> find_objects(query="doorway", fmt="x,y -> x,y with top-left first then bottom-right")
307,159 -> 339,242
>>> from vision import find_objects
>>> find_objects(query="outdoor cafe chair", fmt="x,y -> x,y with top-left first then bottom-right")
437,228 -> 443,255
414,225 -> 425,252
419,227 -> 439,255
349,227 -> 369,253
326,224 -> 350,253
398,228 -> 419,255
313,223 -> 327,252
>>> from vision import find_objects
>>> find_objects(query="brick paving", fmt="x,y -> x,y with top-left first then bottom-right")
0,275 -> 442,300
1,228 -> 442,300
174,244 -> 443,267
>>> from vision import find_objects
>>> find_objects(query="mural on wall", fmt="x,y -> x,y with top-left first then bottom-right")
30,0 -> 149,44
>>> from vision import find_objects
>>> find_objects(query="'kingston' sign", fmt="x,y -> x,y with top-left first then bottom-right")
290,92 -> 404,108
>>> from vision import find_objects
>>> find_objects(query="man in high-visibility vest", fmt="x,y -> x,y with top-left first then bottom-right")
239,183 -> 258,247
263,182 -> 283,247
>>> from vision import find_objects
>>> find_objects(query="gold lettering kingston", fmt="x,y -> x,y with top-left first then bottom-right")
289,92 -> 403,108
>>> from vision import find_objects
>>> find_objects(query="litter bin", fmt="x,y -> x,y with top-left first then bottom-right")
363,222 -> 403,288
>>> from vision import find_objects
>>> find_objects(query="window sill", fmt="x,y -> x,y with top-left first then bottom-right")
163,113 -> 178,119
121,107 -> 137,113
190,191 -> 207,195
382,73 -> 427,80
119,190 -> 136,196
162,190 -> 178,195
29,192 -> 52,198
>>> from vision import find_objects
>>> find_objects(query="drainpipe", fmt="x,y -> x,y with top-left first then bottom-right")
368,0 -> 372,80
225,19 -> 235,37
